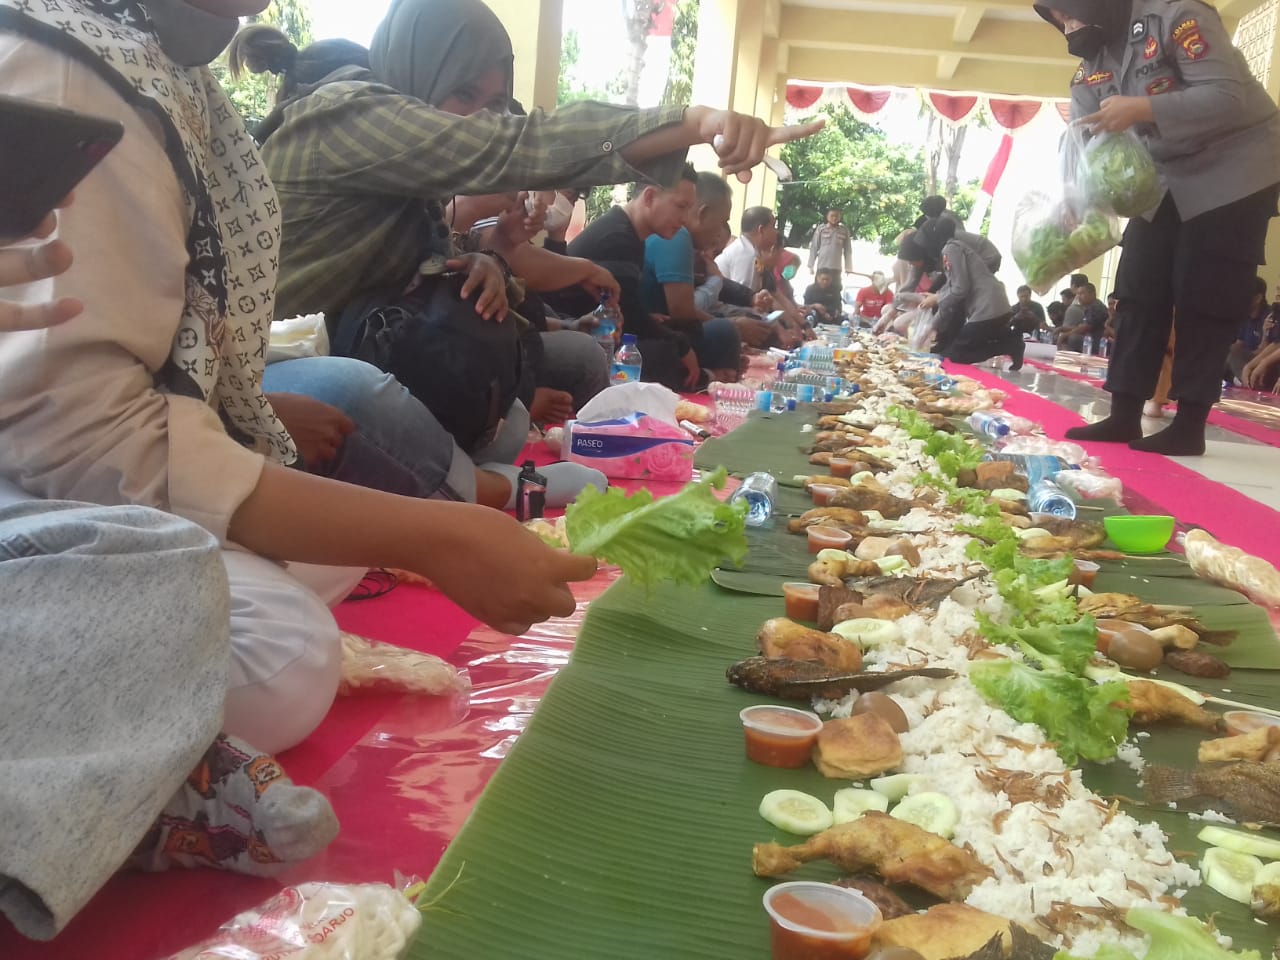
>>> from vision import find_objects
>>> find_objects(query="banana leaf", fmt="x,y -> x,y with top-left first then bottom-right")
413,577 -> 1280,957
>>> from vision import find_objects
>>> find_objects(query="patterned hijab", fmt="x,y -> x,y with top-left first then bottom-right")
0,0 -> 298,464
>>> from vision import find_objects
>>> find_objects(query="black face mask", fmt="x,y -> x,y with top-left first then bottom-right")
1066,25 -> 1107,60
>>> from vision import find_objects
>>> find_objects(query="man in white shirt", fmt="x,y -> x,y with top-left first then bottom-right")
715,206 -> 778,290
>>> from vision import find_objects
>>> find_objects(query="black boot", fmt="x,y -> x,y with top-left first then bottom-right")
1065,392 -> 1144,443
1129,400 -> 1210,456
1008,336 -> 1026,372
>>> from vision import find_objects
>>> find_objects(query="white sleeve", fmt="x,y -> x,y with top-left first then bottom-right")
0,40 -> 264,540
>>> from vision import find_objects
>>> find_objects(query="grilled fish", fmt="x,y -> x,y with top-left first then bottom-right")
1145,760 -> 1280,826
1078,593 -> 1236,646
726,656 -> 955,700
849,574 -> 982,608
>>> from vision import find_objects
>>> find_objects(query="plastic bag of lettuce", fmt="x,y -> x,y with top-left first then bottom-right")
1082,129 -> 1163,218
1012,122 -> 1120,295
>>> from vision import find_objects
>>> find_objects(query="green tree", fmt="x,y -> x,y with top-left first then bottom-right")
662,0 -> 699,106
777,104 -> 930,254
558,29 -> 611,105
210,0 -> 314,127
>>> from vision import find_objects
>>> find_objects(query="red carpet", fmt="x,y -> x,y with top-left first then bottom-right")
1024,355 -> 1280,449
950,360 -> 1280,567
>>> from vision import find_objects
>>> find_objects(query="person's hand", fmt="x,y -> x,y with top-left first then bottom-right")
1,202 -> 83,331
752,290 -> 775,313
529,387 -> 575,424
919,294 -> 939,311
650,312 -> 671,328
494,192 -> 546,249
1246,356 -> 1277,391
267,393 -> 355,467
701,253 -> 723,280
568,311 -> 599,334
1082,96 -> 1155,133
687,108 -> 824,180
681,348 -> 701,389
447,253 -> 509,321
427,506 -> 598,635
733,315 -> 775,349
580,262 -> 620,305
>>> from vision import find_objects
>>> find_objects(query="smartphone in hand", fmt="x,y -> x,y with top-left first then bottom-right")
0,95 -> 123,243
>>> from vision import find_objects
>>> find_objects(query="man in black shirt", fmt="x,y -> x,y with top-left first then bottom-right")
547,170 -> 702,390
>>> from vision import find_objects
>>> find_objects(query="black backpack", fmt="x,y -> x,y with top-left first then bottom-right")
348,277 -> 525,455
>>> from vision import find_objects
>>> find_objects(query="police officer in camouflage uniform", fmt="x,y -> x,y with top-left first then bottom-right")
1035,0 -> 1280,456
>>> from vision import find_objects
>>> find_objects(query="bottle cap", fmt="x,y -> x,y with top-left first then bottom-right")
622,334 -> 637,345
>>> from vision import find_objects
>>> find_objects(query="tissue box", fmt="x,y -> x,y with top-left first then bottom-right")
1024,341 -> 1057,362
564,414 -> 694,482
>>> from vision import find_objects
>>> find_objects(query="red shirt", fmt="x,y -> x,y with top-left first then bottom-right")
856,286 -> 893,319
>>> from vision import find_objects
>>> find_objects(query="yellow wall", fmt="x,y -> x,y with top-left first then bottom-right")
485,0 -> 563,112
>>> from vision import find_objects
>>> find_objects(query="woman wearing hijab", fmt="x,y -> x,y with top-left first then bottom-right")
228,0 -> 818,353
1036,0 -> 1280,456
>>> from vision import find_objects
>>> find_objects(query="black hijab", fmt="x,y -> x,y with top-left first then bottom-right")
1032,0 -> 1133,39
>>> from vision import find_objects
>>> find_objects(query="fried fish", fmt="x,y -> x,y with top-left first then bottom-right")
1145,759 -> 1280,826
726,657 -> 955,701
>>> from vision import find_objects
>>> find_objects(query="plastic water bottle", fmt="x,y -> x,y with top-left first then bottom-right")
1082,334 -> 1094,357
985,453 -> 1077,487
730,472 -> 779,527
966,411 -> 1011,440
592,293 -> 620,352
610,334 -> 642,384
1028,479 -> 1077,519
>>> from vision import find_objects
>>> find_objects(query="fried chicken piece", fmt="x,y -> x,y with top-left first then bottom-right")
874,904 -> 1011,960
812,714 -> 902,778
752,812 -> 994,900
818,586 -> 864,631
1078,593 -> 1236,645
809,555 -> 883,588
1199,726 -> 1280,763
833,876 -> 914,920
1126,679 -> 1225,731
756,618 -> 862,670
788,508 -> 869,534
803,475 -> 853,491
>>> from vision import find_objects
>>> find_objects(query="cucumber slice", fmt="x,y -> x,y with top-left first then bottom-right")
1201,847 -> 1263,904
1084,657 -> 1123,683
759,790 -> 834,836
1015,527 -> 1052,541
991,488 -> 1027,502
851,471 -> 877,485
1199,825 -> 1280,861
860,511 -> 885,523
891,792 -> 959,839
833,788 -> 890,824
875,555 -> 909,574
830,618 -> 903,650
817,548 -> 852,563
870,774 -> 926,802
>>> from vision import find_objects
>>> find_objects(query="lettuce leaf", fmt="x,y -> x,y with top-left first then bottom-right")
1125,908 -> 1263,960
981,617 -> 1099,675
969,660 -> 1131,764
564,467 -> 749,588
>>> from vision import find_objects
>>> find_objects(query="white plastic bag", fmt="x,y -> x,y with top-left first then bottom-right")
904,308 -> 936,351
1011,122 -> 1120,295
337,632 -> 469,697
268,314 -> 330,363
1081,129 -> 1163,218
169,882 -> 422,960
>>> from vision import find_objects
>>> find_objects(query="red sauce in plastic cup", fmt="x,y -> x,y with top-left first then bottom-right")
740,706 -> 823,768
810,484 -> 844,507
783,582 -> 822,622
764,882 -> 882,960
808,526 -> 853,554
829,458 -> 855,479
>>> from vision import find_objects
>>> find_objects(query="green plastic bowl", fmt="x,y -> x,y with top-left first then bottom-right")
1103,515 -> 1175,554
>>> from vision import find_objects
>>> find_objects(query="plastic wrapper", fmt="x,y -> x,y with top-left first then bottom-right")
1081,129 -> 1163,218
1052,468 -> 1124,503
268,314 -> 330,363
338,632 -> 470,697
1011,122 -> 1121,295
1183,528 -> 1280,609
996,435 -> 1089,465
169,881 -> 422,960
903,308 -> 936,351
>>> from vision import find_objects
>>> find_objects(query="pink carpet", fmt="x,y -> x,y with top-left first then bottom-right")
1024,354 -> 1280,449
949,360 -> 1280,567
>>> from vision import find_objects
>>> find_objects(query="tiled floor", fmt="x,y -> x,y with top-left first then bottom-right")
987,363 -> 1280,511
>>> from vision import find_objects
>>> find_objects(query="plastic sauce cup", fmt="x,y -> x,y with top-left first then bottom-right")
808,526 -> 853,554
1070,560 -> 1100,588
810,484 -> 844,507
1224,710 -> 1280,739
763,882 -> 882,960
828,457 -> 855,479
740,706 -> 823,768
783,582 -> 823,622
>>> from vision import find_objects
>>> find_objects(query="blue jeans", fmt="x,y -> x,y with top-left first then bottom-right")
263,356 -> 476,501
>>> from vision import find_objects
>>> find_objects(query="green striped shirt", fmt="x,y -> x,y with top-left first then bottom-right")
260,69 -> 688,321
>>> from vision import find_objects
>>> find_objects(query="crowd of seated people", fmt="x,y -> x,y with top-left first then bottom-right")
0,0 -> 822,942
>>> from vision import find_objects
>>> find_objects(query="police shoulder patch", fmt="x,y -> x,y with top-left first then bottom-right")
1172,17 -> 1209,60
1071,63 -> 1087,86
1085,70 -> 1116,86
1146,76 -> 1175,95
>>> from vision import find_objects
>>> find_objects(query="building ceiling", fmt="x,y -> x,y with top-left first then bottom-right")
774,0 -> 1266,98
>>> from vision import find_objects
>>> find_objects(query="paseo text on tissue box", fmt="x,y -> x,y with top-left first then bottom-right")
564,414 -> 694,482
